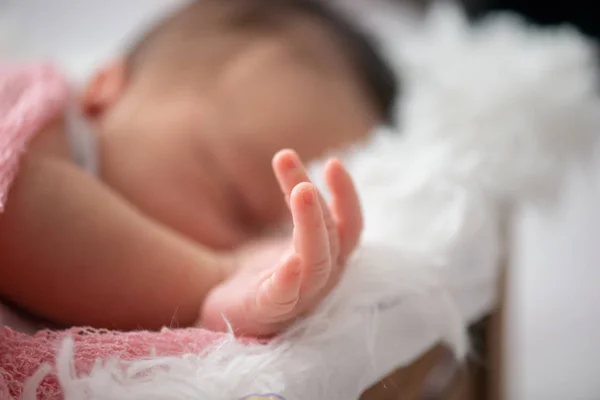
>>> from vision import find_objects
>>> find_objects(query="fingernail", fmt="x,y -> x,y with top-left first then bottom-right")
282,155 -> 296,171
302,188 -> 316,205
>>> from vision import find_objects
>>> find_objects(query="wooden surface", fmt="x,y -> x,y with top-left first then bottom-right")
360,263 -> 507,400
359,313 -> 500,400
360,345 -> 476,400
488,269 -> 506,400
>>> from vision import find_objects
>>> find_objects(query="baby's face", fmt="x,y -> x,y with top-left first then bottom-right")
86,36 -> 377,249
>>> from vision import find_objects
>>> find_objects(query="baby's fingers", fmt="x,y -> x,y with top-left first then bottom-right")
272,149 -> 309,206
289,182 -> 332,296
272,149 -> 339,255
325,159 -> 362,264
255,255 -> 302,322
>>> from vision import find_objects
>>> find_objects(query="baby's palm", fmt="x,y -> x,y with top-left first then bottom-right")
200,150 -> 362,336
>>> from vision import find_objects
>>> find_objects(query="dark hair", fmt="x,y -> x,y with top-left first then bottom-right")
128,0 -> 399,125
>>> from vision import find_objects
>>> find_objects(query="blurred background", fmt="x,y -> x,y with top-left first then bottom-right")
2,0 -> 600,398
468,1 -> 600,399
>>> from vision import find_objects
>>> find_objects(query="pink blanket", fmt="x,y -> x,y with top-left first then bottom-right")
0,64 -> 229,399
0,327 -> 228,399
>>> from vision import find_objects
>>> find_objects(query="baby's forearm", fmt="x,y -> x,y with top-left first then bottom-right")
0,152 -> 227,331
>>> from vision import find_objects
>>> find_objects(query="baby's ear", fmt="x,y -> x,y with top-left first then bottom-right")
80,58 -> 127,120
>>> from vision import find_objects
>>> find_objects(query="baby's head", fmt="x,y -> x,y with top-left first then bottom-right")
81,0 -> 397,248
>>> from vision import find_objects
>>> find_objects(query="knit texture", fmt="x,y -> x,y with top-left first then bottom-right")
0,63 -> 68,210
0,327 -> 229,399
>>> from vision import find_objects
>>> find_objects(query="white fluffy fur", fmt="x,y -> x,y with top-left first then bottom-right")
14,2 -> 600,399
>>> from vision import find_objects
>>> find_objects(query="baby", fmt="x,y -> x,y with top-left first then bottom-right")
0,0 -> 397,336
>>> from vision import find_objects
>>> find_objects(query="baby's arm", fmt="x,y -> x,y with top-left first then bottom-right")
0,151 -> 227,331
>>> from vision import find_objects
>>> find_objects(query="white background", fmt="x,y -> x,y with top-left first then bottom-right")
2,1 -> 599,398
508,164 -> 600,400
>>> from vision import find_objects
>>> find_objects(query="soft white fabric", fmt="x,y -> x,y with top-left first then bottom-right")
3,1 -> 600,399
48,3 -> 600,400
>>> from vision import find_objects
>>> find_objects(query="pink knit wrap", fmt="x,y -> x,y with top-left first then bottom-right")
0,327 -> 229,399
0,63 -> 68,210
0,64 -> 231,399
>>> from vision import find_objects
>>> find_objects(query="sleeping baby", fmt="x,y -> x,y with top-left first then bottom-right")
0,0 -> 397,337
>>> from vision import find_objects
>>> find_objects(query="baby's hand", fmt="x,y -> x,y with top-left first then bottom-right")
200,149 -> 362,336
